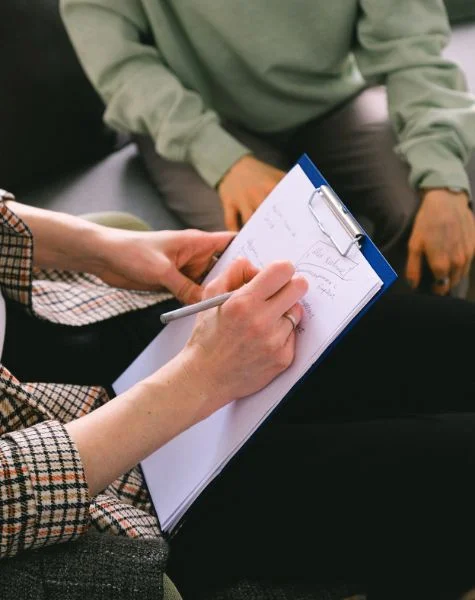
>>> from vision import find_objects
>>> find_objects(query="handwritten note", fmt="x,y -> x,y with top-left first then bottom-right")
113,164 -> 383,532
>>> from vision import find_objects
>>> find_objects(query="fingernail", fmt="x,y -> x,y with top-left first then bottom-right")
406,278 -> 416,289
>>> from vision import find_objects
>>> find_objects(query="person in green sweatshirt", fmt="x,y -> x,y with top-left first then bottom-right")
60,0 -> 475,297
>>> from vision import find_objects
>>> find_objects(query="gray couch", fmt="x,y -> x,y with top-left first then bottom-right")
1,2 -> 474,599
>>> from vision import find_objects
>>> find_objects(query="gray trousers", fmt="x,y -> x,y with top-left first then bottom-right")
135,86 -> 475,288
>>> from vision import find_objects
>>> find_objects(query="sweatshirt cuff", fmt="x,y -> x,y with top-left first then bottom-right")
399,140 -> 472,198
1,421 -> 90,557
187,121 -> 251,188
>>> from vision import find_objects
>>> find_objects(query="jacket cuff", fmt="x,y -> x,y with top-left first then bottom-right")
186,121 -> 251,188
0,189 -> 15,202
1,421 -> 90,558
0,193 -> 34,308
399,140 -> 472,198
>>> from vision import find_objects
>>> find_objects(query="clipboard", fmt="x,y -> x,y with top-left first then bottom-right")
113,153 -> 397,537
297,153 -> 397,369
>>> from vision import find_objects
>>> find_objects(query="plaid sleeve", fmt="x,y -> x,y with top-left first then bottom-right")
0,191 -> 34,309
0,420 -> 90,559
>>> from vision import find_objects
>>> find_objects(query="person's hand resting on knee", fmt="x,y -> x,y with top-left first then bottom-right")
406,188 -> 475,295
217,155 -> 286,231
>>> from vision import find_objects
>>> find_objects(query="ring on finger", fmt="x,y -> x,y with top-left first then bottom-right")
434,276 -> 450,287
282,312 -> 297,331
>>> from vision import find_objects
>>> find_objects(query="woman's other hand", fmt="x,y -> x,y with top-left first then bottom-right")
96,228 -> 236,303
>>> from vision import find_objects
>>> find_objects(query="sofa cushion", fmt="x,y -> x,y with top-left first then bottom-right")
19,144 -> 184,231
0,0 -> 118,193
444,23 -> 475,92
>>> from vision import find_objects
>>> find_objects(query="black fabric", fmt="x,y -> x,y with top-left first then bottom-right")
167,292 -> 475,599
0,0 -> 117,193
6,291 -> 475,599
201,580 -> 359,600
444,0 -> 475,23
0,530 -> 168,600
3,298 -> 179,386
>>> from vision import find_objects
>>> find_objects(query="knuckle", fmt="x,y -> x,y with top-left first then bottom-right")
276,348 -> 293,371
291,276 -> 309,297
234,256 -> 253,272
271,260 -> 295,279
177,280 -> 194,302
248,317 -> 266,338
431,258 -> 450,274
226,295 -> 249,319
452,254 -> 466,270
204,280 -> 220,298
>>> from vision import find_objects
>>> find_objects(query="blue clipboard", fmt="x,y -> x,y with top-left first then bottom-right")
294,152 -> 397,372
156,154 -> 398,539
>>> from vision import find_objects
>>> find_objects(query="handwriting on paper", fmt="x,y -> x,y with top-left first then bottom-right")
297,241 -> 358,280
264,204 -> 297,238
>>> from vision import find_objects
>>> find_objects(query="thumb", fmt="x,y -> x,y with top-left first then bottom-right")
163,267 -> 203,304
205,230 -> 237,253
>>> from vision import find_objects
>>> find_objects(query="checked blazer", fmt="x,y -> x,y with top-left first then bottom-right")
0,196 -> 171,559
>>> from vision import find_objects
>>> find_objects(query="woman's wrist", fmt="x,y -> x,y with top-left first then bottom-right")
67,349 -> 222,496
145,346 -> 226,426
7,200 -> 113,273
51,220 -> 111,275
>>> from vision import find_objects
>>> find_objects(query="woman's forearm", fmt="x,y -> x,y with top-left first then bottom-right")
65,349 -> 214,496
7,200 -> 109,273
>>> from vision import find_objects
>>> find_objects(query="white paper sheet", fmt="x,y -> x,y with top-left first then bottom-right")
113,164 -> 383,532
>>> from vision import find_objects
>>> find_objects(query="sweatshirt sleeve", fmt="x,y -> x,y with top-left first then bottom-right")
354,0 -> 475,196
0,421 -> 90,558
60,0 -> 249,187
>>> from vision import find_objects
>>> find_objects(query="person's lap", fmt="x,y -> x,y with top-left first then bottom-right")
2,297 -> 179,386
168,291 -> 475,595
6,291 -> 475,597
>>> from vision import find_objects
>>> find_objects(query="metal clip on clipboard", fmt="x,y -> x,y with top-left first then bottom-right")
308,185 -> 364,257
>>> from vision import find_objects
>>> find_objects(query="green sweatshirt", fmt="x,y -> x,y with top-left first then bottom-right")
61,0 -> 474,193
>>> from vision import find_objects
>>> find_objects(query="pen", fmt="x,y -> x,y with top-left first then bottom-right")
160,291 -> 234,324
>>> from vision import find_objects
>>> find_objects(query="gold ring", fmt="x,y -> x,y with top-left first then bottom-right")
283,312 -> 297,331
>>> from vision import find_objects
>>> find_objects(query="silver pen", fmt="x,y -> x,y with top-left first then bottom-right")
160,291 -> 234,324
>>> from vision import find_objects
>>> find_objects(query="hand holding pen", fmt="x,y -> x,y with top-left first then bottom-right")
174,257 -> 308,412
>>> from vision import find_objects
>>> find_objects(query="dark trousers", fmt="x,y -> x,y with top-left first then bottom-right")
5,292 -> 475,599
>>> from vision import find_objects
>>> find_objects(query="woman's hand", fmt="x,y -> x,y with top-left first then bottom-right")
6,201 -> 233,303
176,257 -> 309,419
96,228 -> 236,304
